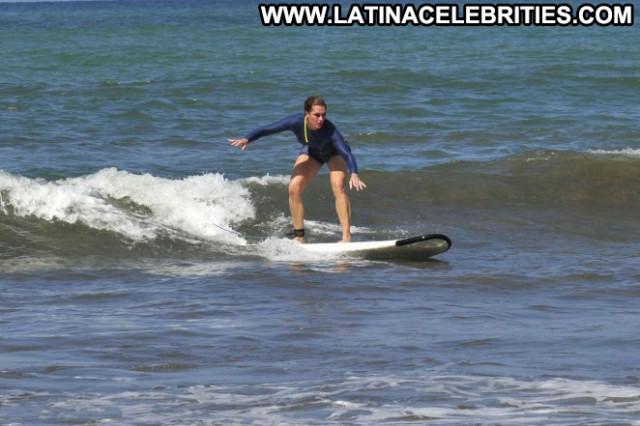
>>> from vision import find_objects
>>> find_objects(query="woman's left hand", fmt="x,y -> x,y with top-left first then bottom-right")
349,173 -> 367,191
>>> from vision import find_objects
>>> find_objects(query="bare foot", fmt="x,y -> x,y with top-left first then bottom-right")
294,236 -> 306,243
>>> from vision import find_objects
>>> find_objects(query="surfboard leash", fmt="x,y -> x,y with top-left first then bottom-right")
210,222 -> 268,240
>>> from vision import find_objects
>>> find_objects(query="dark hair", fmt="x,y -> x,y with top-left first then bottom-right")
304,95 -> 327,112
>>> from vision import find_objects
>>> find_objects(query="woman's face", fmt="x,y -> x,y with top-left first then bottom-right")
305,105 -> 326,131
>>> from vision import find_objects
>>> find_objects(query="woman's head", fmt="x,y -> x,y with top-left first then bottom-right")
304,96 -> 327,131
304,95 -> 327,112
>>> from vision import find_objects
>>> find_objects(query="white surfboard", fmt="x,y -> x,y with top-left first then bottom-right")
299,233 -> 451,261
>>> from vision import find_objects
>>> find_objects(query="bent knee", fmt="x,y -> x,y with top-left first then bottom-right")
289,177 -> 306,197
331,180 -> 347,197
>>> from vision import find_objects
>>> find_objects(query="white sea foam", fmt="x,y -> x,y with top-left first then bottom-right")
0,168 -> 380,266
0,168 -> 255,244
241,174 -> 290,186
588,148 -> 640,157
8,375 -> 639,425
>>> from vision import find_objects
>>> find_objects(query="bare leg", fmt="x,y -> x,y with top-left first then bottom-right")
327,155 -> 352,242
289,154 -> 322,242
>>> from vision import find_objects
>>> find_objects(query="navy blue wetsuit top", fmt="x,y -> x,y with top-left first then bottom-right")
244,113 -> 358,173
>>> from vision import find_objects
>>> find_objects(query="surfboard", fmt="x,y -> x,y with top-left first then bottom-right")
299,233 -> 451,261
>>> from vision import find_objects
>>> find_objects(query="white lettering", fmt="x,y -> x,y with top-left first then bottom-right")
258,3 -> 635,28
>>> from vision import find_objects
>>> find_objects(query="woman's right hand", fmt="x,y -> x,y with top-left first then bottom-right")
228,138 -> 249,151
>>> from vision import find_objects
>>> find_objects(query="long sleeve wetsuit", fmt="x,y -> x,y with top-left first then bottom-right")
244,113 -> 359,173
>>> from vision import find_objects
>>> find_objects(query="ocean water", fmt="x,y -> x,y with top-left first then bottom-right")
2,0 -> 640,424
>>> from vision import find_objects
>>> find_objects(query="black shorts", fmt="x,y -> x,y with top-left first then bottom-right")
298,145 -> 338,164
